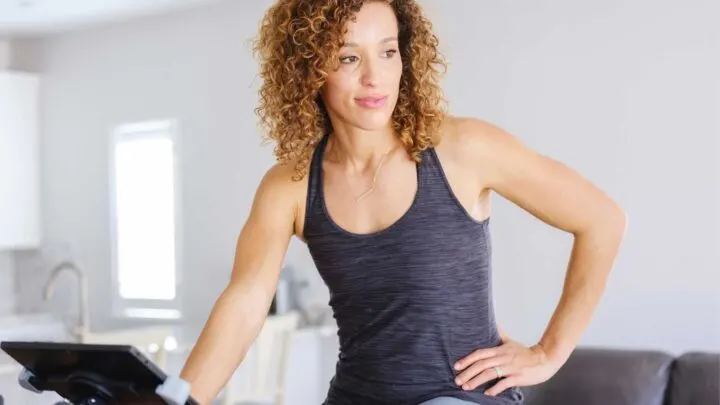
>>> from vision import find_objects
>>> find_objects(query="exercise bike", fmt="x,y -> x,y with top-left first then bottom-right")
0,341 -> 199,405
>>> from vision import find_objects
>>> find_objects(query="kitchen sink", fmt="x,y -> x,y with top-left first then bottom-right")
0,312 -> 72,374
0,312 -> 72,343
0,315 -> 175,370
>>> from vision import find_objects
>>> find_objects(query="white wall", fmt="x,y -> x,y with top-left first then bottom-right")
10,0 -> 720,354
0,41 -> 17,315
421,0 -> 720,355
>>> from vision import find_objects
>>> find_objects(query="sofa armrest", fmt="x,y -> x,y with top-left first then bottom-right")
665,352 -> 719,405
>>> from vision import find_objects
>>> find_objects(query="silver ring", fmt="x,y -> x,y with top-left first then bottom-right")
494,366 -> 504,378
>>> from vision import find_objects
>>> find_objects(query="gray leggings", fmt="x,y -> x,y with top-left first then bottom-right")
419,397 -> 477,405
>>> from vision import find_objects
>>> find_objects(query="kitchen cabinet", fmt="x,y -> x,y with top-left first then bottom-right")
0,70 -> 40,250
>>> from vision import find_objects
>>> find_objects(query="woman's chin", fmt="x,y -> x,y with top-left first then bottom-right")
349,109 -> 395,131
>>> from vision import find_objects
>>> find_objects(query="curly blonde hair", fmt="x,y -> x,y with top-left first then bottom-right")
253,0 -> 448,180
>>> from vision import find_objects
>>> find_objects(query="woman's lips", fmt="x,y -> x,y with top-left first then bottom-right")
354,95 -> 388,109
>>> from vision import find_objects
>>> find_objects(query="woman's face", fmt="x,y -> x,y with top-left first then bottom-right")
320,1 -> 403,132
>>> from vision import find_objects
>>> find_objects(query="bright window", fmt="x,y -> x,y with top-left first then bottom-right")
109,119 -> 182,319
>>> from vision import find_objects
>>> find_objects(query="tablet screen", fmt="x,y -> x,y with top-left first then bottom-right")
1,341 -> 198,405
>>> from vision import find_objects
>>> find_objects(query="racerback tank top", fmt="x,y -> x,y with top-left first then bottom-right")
303,134 -> 524,405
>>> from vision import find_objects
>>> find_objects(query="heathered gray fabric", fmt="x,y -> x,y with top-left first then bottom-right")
304,134 -> 524,405
419,397 -> 480,405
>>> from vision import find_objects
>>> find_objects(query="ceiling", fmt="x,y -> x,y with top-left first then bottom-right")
0,0 -> 222,37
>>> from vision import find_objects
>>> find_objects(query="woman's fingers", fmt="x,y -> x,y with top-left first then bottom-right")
460,362 -> 517,391
454,346 -> 506,371
454,353 -> 513,387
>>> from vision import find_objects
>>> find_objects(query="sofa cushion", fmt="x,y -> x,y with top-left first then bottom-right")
522,347 -> 674,405
665,352 -> 720,405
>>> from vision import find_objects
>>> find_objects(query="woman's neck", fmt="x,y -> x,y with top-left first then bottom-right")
326,126 -> 402,173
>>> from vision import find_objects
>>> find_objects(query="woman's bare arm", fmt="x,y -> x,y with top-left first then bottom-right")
470,119 -> 627,365
449,117 -> 627,394
178,164 -> 300,405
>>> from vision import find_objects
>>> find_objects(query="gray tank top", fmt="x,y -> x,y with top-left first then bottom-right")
304,134 -> 524,405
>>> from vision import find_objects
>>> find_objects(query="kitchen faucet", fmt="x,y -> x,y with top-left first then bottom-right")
42,260 -> 90,343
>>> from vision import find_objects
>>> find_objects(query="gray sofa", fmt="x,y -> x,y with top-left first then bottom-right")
522,347 -> 719,405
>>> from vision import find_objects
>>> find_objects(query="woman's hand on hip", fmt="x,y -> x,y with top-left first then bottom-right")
452,335 -> 561,396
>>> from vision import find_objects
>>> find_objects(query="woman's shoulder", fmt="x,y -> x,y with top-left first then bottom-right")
434,114 -> 518,168
254,156 -> 310,218
260,156 -> 310,199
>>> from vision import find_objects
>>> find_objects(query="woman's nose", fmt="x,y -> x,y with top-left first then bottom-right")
359,58 -> 381,87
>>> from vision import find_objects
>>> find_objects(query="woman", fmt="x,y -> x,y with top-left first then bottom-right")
179,1 -> 627,404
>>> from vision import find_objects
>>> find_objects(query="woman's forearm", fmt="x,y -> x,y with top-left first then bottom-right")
179,284 -> 272,405
538,211 -> 628,365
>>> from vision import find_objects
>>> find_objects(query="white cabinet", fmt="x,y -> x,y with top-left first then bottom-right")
0,70 -> 40,250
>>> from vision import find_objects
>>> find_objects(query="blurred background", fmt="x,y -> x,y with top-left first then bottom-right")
0,0 -> 718,404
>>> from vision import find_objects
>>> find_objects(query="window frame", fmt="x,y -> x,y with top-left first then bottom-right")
108,119 -> 184,320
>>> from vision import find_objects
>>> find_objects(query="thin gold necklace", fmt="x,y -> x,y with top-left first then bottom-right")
331,143 -> 399,202
353,147 -> 394,202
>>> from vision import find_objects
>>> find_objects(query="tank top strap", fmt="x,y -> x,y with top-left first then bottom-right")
303,133 -> 330,238
417,145 -> 452,196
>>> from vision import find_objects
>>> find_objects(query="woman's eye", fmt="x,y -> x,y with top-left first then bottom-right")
384,49 -> 398,58
340,55 -> 359,64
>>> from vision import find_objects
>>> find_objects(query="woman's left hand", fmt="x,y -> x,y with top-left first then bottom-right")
452,335 -> 563,396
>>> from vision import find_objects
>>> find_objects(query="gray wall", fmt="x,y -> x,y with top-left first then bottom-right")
0,39 -> 10,68
9,0 -> 719,354
0,252 -> 16,315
